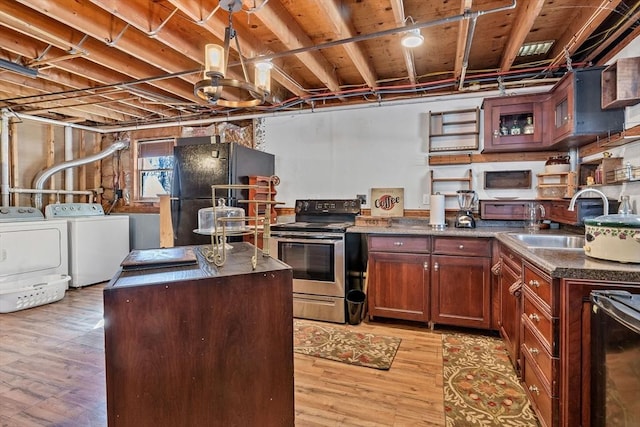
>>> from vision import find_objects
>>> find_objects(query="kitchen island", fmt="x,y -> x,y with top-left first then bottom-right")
103,243 -> 294,427
349,220 -> 640,427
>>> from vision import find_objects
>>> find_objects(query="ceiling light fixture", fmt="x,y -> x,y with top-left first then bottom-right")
517,40 -> 555,57
0,58 -> 38,78
401,17 -> 424,48
194,0 -> 271,108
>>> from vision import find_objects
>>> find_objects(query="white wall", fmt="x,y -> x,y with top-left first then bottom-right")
264,88 -> 554,210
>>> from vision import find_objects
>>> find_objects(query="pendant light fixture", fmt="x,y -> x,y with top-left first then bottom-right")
194,0 -> 272,108
401,16 -> 424,48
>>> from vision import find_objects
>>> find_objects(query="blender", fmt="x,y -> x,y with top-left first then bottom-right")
455,190 -> 478,228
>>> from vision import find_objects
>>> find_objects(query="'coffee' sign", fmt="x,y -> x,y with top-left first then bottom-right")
370,188 -> 404,217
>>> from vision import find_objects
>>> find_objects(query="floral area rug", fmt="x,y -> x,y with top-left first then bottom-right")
293,319 -> 401,370
442,333 -> 539,426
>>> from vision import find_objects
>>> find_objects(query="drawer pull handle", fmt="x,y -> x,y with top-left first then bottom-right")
528,313 -> 540,322
528,279 -> 540,288
424,261 -> 429,270
458,244 -> 464,249
528,385 -> 540,395
433,262 -> 439,271
529,347 -> 540,355
393,241 -> 404,246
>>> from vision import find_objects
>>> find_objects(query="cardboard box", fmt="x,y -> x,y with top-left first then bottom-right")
370,188 -> 404,217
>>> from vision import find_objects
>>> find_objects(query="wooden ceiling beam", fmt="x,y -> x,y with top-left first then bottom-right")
250,1 -> 343,94
162,0 -> 307,102
0,25 -> 185,119
0,81 -> 131,122
0,5 -> 200,104
454,0 -> 473,80
15,0 -> 201,86
388,0 -> 417,84
548,0 -> 624,68
499,0 -> 545,72
316,1 -> 377,89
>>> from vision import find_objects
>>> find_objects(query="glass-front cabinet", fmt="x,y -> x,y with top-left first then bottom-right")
482,92 -> 550,152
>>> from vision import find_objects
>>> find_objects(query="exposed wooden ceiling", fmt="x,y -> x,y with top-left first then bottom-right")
0,0 -> 638,128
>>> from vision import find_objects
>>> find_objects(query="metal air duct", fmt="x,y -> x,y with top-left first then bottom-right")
33,140 -> 129,210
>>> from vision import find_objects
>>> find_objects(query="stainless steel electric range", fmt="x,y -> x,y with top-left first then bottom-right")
269,199 -> 361,323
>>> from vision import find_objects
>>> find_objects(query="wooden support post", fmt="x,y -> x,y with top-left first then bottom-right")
158,194 -> 173,248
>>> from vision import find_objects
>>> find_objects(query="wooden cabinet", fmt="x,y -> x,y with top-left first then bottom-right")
601,57 -> 640,109
551,67 -> 625,146
520,262 -> 559,427
367,235 -> 430,322
103,244 -> 294,427
430,237 -> 492,329
495,243 -> 523,371
482,92 -> 551,152
577,156 -> 622,186
546,198 -> 614,225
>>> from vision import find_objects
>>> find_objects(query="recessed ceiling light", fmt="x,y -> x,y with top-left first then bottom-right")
517,40 -> 555,57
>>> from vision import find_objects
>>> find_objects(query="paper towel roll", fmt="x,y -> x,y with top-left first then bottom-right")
429,194 -> 446,226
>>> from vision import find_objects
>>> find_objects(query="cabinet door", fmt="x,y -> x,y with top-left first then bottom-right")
431,254 -> 491,329
368,252 -> 429,322
482,93 -> 549,152
552,76 -> 574,142
499,259 -> 522,372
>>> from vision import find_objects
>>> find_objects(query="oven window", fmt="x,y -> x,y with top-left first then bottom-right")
279,241 -> 335,282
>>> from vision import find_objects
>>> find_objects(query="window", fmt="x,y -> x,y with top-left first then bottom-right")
137,139 -> 175,199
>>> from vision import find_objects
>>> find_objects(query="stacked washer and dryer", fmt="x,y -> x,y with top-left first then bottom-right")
45,203 -> 129,288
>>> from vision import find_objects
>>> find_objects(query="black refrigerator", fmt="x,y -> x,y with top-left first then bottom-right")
170,137 -> 275,246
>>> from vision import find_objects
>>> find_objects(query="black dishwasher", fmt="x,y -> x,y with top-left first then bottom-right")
590,290 -> 640,427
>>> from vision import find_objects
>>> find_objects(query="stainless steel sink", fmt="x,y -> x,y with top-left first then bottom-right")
509,233 -> 585,250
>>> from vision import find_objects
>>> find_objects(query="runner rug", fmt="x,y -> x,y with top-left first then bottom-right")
293,319 -> 401,370
442,332 -> 539,426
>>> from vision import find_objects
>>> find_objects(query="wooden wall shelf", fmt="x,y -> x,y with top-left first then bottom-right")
428,108 -> 480,152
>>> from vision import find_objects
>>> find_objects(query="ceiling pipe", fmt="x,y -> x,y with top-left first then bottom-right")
458,14 -> 479,91
32,140 -> 129,210
1,109 -> 10,207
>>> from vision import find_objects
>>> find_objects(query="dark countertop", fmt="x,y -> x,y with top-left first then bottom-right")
108,242 -> 291,288
349,220 -> 640,283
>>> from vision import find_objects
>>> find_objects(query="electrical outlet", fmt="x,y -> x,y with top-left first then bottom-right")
423,194 -> 429,205
357,194 -> 366,205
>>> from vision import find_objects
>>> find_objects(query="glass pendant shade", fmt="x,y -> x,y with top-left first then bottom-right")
254,62 -> 273,93
205,44 -> 225,76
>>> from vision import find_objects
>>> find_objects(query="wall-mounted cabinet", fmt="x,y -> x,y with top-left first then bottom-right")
482,93 -> 551,153
601,57 -> 640,109
428,108 -> 480,152
551,67 -> 625,147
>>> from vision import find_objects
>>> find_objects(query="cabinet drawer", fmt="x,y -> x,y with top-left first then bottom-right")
522,351 -> 556,427
480,200 -> 528,220
500,246 -> 522,274
432,237 -> 491,256
369,235 -> 430,253
522,296 -> 556,355
521,322 -> 557,393
523,264 -> 552,310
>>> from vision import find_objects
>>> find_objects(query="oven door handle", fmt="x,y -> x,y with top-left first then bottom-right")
271,236 -> 343,244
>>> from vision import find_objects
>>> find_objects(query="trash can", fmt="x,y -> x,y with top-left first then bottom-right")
346,289 -> 366,325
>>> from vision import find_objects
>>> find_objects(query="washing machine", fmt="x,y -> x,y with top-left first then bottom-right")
45,203 -> 130,287
0,206 -> 70,313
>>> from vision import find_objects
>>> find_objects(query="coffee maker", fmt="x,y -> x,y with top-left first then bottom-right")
455,190 -> 478,228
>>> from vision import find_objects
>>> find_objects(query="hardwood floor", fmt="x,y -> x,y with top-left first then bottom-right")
1,284 -> 445,426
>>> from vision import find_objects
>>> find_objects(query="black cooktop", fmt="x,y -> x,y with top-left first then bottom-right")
271,221 -> 354,233
271,199 -> 361,234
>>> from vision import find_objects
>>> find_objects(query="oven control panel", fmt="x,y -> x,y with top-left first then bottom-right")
295,199 -> 361,214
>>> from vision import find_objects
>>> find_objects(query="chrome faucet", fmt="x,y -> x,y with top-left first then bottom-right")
568,188 -> 609,215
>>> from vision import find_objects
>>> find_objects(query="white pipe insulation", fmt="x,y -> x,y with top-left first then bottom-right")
1,109 -> 9,207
